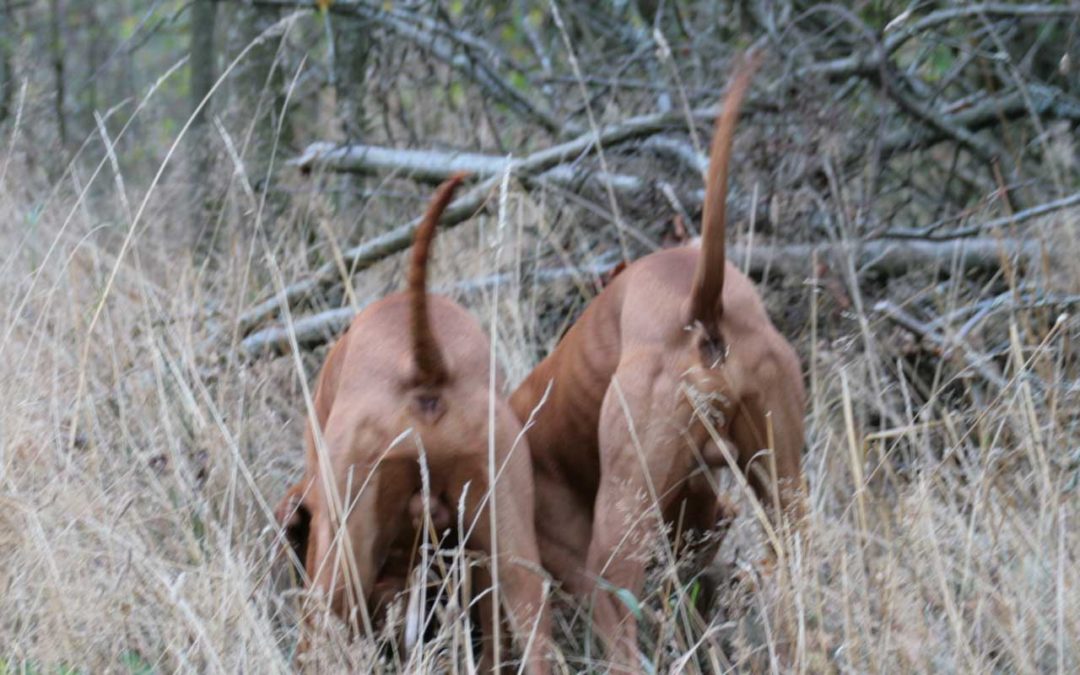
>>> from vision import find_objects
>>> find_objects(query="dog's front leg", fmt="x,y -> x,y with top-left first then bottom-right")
457,419 -> 553,674
531,465 -> 594,598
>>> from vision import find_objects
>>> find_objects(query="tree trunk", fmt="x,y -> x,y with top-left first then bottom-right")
228,3 -> 284,184
189,0 -> 217,247
333,16 -> 369,142
84,3 -> 102,121
330,15 -> 370,222
0,0 -> 13,126
49,0 -> 66,150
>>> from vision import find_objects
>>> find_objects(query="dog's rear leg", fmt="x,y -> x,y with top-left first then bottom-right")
673,475 -> 738,614
584,473 -> 652,669
731,397 -> 806,533
584,361 -> 688,669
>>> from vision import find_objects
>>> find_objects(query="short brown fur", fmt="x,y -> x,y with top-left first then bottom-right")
511,54 -> 806,667
277,176 -> 553,673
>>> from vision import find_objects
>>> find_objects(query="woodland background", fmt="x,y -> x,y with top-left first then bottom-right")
1,1 -> 1079,672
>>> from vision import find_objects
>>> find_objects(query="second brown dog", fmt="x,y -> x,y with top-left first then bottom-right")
511,56 -> 806,667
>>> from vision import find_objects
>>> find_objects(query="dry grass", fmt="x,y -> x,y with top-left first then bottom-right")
2,39 -> 1080,675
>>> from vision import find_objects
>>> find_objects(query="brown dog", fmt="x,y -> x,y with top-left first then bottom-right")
276,175 -> 552,672
510,57 -> 805,666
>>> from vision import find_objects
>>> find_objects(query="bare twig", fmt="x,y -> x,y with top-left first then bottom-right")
880,84 -> 1080,158
878,65 -> 1011,179
928,287 -> 1080,338
244,0 -> 567,134
874,299 -> 1008,389
790,3 -> 1080,191
242,237 -> 1039,357
235,104 -> 753,336
882,190 -> 1080,240
798,3 -> 1080,79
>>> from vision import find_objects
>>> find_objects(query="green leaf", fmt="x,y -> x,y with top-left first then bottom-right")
613,587 -> 643,620
924,44 -> 954,82
120,651 -> 155,675
448,81 -> 465,106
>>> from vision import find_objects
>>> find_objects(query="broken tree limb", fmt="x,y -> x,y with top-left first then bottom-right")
241,237 -> 1040,357
740,237 -> 1040,279
873,299 -> 1009,389
290,102 -> 748,178
290,142 -> 650,193
236,105 -> 753,337
242,306 -> 360,356
882,190 -> 1080,241
240,257 -> 618,357
291,143 -> 512,178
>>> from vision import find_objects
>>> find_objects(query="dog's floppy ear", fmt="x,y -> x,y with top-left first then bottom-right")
275,483 -> 311,571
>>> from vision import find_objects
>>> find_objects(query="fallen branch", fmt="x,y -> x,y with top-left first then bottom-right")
241,237 -> 1039,357
291,142 -> 648,193
730,237 -> 1039,279
874,299 -> 1008,389
798,3 -> 1080,79
241,306 -> 359,356
882,190 -> 1080,240
236,104 -> 752,336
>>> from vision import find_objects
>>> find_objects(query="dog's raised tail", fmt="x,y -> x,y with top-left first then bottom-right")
688,52 -> 761,329
409,173 -> 467,387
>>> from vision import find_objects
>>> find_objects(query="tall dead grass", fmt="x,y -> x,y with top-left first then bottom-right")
1,53 -> 1079,675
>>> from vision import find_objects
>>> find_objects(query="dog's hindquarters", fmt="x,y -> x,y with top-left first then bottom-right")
582,348 -> 705,665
